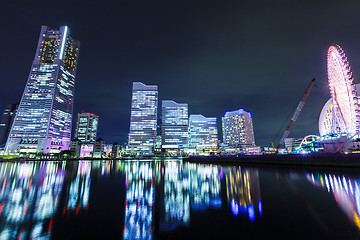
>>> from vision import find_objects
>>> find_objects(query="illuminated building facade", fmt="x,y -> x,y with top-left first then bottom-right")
0,104 -> 18,147
128,82 -> 158,154
74,112 -> 99,143
161,100 -> 188,151
80,144 -> 94,158
318,99 -> 333,136
188,114 -> 218,151
222,109 -> 255,147
5,26 -> 80,154
103,144 -> 112,157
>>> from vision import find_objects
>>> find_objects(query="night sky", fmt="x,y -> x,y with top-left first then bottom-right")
1,0 -> 360,147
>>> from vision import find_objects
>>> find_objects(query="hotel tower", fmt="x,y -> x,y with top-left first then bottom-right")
222,109 -> 255,147
6,26 -> 80,154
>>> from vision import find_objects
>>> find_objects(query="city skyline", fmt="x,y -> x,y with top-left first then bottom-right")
2,1 -> 360,147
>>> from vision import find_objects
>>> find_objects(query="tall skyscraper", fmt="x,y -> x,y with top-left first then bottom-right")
188,114 -> 218,151
0,104 -> 18,147
6,26 -> 80,154
128,82 -> 158,154
74,112 -> 99,143
222,109 -> 255,147
161,100 -> 188,152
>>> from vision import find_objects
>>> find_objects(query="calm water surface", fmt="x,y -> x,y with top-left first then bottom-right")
0,159 -> 359,239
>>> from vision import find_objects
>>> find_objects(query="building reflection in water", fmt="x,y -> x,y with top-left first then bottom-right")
123,161 -> 154,240
188,163 -> 222,211
160,161 -> 190,230
159,162 -> 262,232
0,161 -> 65,240
222,167 -> 262,221
63,161 -> 91,216
0,160 -> 264,239
307,172 -> 360,230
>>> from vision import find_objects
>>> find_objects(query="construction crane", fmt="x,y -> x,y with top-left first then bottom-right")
276,78 -> 316,151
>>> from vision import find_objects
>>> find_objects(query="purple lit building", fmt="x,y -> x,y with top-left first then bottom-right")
5,26 -> 80,154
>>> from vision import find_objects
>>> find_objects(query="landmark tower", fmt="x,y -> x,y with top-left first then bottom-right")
6,26 -> 80,154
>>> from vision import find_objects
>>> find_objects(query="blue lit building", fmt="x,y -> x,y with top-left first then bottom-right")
5,26 -> 80,154
188,114 -> 218,152
127,82 -> 158,154
161,100 -> 188,152
222,109 -> 255,147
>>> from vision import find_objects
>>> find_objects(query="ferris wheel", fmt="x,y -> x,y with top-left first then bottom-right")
327,45 -> 360,134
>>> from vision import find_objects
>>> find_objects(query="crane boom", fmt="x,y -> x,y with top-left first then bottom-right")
277,78 -> 316,150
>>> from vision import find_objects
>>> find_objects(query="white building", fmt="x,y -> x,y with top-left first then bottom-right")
127,82 -> 158,154
188,114 -> 218,153
74,112 -> 99,143
161,100 -> 188,152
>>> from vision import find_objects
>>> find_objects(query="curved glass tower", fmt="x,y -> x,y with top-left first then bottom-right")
6,26 -> 80,154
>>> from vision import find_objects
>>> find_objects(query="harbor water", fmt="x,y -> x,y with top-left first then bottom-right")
0,159 -> 359,239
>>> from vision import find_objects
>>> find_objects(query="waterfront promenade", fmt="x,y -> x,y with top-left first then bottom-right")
2,153 -> 360,169
184,153 -> 360,168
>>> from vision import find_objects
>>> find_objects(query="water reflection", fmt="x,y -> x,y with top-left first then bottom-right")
64,161 -> 91,215
1,160 -> 359,239
0,160 -> 263,239
161,161 -> 190,230
188,164 -> 222,211
307,171 -> 360,230
222,167 -> 262,221
124,161 -> 154,240
0,162 -> 65,240
159,162 -> 261,232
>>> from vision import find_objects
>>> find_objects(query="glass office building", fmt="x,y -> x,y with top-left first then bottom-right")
74,112 -> 99,143
127,82 -> 158,154
6,26 -> 80,154
222,109 -> 255,147
161,100 -> 188,151
188,114 -> 218,150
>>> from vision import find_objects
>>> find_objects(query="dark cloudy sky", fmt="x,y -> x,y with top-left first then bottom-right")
1,0 -> 360,147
